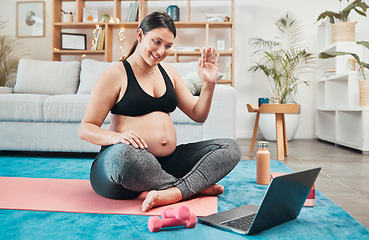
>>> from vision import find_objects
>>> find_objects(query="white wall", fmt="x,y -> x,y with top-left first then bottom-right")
0,0 -> 53,60
1,0 -> 369,139
233,0 -> 369,139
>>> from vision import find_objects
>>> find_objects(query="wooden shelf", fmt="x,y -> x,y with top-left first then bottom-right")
53,50 -> 105,54
217,79 -> 232,85
52,0 -> 235,86
49,21 -> 233,29
170,51 -> 232,56
54,22 -> 102,28
174,22 -> 232,28
107,22 -> 140,29
54,22 -> 140,28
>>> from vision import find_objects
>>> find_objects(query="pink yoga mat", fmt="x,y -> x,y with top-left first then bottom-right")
0,177 -> 217,216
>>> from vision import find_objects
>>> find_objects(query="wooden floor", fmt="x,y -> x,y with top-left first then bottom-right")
237,138 -> 369,228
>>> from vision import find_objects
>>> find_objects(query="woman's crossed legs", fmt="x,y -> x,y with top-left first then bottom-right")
90,138 -> 241,211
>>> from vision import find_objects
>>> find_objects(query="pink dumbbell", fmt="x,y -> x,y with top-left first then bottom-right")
148,213 -> 197,232
161,206 -> 190,220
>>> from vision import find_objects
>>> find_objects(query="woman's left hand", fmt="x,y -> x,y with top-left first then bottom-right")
197,47 -> 220,85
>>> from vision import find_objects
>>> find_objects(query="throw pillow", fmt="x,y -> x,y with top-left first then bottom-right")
14,58 -> 81,95
182,72 -> 225,96
77,59 -> 117,94
182,72 -> 202,96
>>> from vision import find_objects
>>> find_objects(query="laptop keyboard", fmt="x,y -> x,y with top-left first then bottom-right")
220,213 -> 257,232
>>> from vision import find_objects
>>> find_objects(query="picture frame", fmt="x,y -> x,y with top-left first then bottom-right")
83,8 -> 99,23
216,39 -> 225,51
17,1 -> 45,37
60,33 -> 87,50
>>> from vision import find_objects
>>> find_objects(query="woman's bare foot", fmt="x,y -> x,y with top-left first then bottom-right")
196,184 -> 224,196
142,187 -> 182,212
141,184 -> 224,212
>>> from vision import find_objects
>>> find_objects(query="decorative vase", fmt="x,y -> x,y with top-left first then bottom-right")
359,80 -> 369,106
258,113 -> 300,141
167,5 -> 179,21
332,22 -> 356,42
62,14 -> 73,23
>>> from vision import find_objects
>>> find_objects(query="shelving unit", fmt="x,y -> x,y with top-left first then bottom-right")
52,0 -> 235,86
316,42 -> 369,154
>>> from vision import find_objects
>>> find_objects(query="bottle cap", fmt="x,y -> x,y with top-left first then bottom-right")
258,141 -> 268,148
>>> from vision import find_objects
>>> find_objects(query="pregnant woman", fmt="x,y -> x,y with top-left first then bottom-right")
78,12 -> 241,212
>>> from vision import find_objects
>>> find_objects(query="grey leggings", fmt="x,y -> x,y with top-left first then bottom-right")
90,138 -> 241,200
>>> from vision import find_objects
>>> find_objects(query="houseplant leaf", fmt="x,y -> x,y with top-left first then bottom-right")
357,41 -> 369,49
319,41 -> 369,79
0,20 -> 28,86
316,0 -> 369,23
250,13 -> 315,103
317,11 -> 341,23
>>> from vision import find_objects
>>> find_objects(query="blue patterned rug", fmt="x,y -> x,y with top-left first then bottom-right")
0,156 -> 368,240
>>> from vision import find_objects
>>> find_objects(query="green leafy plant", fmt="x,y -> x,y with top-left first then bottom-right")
319,41 -> 369,79
317,0 -> 369,23
0,20 -> 28,86
249,13 -> 315,104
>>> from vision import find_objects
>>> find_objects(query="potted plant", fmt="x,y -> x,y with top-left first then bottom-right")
0,20 -> 27,87
101,13 -> 110,22
316,0 -> 369,42
61,9 -> 74,23
249,13 -> 315,141
319,41 -> 369,106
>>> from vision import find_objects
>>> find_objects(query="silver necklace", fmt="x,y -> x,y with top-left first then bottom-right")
132,57 -> 156,74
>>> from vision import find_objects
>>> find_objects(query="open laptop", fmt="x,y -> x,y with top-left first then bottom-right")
199,167 -> 321,235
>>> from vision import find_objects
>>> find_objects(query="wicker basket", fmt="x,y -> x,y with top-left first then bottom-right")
332,22 -> 356,42
359,80 -> 369,106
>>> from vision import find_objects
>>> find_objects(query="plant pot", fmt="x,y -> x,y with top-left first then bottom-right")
332,22 -> 356,42
259,113 -> 300,141
62,14 -> 73,23
359,80 -> 369,106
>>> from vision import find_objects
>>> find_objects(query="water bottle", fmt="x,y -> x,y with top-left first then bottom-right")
256,141 -> 270,185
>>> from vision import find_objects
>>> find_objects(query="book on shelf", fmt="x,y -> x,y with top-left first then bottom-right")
99,28 -> 105,50
206,14 -> 230,22
324,68 -> 336,77
94,27 -> 102,50
126,2 -> 139,22
96,28 -> 105,50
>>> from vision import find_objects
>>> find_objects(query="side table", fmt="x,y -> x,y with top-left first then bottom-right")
247,104 -> 300,160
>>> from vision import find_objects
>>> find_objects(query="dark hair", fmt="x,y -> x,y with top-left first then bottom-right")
123,12 -> 176,60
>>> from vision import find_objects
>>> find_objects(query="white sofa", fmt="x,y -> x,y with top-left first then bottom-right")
0,59 -> 236,153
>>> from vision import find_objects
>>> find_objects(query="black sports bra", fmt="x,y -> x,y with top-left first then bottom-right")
110,59 -> 177,116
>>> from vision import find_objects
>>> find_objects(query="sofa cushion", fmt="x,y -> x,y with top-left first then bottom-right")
0,87 -> 13,94
182,72 -> 224,96
182,72 -> 203,96
0,94 -> 47,121
43,94 -> 110,123
167,61 -> 198,77
77,59 -> 117,94
170,103 -> 201,125
14,59 -> 81,95
167,61 -> 224,96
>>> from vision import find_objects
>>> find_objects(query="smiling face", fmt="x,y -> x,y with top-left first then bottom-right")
137,27 -> 174,66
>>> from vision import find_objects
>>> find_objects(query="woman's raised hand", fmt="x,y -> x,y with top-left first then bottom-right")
197,47 -> 220,85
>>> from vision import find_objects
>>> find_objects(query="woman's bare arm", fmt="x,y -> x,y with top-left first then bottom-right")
170,47 -> 220,123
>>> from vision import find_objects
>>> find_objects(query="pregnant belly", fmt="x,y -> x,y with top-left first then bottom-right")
110,112 -> 177,157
